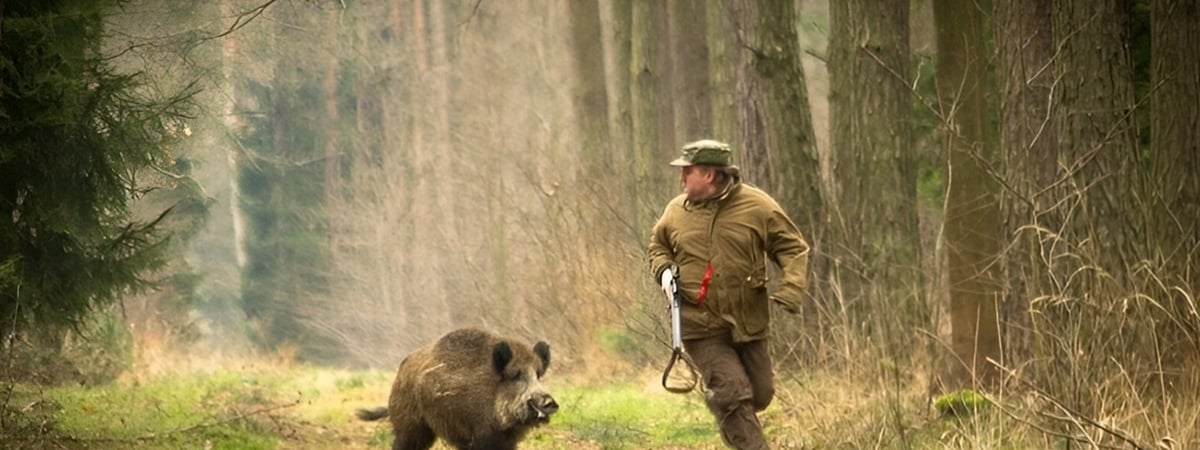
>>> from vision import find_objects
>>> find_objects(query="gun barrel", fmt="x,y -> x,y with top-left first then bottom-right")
669,292 -> 684,350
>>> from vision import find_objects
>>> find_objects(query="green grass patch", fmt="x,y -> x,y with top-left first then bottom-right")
7,370 -> 290,449
1,365 -> 403,449
12,363 -> 1188,449
542,382 -> 722,449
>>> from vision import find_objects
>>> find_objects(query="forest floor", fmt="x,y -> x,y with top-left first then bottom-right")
4,358 -> 744,449
4,354 -> 1183,449
3,360 -> 736,449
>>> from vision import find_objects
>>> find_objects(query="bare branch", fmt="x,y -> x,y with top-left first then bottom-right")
201,0 -> 280,43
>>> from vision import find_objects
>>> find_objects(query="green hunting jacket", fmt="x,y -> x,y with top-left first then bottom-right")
648,177 -> 810,343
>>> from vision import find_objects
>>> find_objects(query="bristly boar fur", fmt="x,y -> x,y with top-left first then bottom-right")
356,327 -> 557,450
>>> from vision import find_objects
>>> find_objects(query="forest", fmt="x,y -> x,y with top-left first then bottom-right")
2,0 -> 1197,449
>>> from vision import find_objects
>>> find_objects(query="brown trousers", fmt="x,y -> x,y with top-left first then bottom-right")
684,335 -> 774,450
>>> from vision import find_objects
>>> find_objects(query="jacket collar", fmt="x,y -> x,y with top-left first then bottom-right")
684,175 -> 742,209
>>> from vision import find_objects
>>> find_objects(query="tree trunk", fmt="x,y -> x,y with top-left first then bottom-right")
605,0 -> 641,241
723,0 -> 826,365
668,0 -> 712,140
1046,0 -> 1142,409
631,0 -> 675,226
934,0 -> 1003,389
994,0 -> 1056,379
828,0 -> 921,362
704,1 -> 738,145
1053,0 -> 1141,275
405,0 -> 455,335
727,0 -> 822,230
1,0 -> 6,76
322,57 -> 342,197
1149,0 -> 1200,367
568,0 -> 612,173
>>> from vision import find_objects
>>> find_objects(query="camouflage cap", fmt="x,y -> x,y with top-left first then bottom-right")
669,139 -> 732,167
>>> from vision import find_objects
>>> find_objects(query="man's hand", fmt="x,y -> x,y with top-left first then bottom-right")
770,296 -> 800,315
660,266 -> 676,300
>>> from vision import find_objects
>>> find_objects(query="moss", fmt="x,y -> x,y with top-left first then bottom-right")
933,389 -> 991,418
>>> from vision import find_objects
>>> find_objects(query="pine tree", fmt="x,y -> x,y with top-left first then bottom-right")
0,1 -> 197,332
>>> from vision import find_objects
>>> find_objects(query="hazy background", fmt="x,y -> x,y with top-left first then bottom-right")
106,0 -> 840,374
5,0 -> 1199,446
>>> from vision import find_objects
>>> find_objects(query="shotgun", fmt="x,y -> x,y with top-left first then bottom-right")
661,266 -> 699,393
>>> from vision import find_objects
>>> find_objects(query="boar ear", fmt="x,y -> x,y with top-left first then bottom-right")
492,341 -> 513,375
533,341 -> 551,376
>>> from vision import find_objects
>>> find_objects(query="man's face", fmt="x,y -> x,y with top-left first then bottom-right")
680,166 -> 717,201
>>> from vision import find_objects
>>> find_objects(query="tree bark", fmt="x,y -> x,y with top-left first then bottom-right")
604,0 -> 641,241
722,0 -> 827,364
1149,0 -> 1200,366
1043,0 -> 1142,405
1053,0 -> 1141,275
668,0 -> 712,141
994,0 -> 1057,378
727,0 -> 822,232
828,0 -> 921,360
935,0 -> 1003,388
704,1 -> 738,144
568,0 -> 613,173
631,0 -> 675,228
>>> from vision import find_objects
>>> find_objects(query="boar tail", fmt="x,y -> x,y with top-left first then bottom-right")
355,406 -> 389,421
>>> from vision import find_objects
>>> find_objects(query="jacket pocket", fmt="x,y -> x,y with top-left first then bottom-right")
737,271 -> 770,336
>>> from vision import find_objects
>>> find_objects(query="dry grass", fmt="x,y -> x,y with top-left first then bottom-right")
5,325 -> 1199,450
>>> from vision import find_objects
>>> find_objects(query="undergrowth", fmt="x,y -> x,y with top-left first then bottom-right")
2,359 -> 1197,449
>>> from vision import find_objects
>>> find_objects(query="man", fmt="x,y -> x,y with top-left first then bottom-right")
647,139 -> 810,450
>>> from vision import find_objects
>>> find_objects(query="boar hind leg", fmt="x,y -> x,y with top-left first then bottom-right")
463,431 -> 520,450
392,423 -> 436,450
